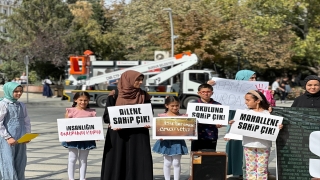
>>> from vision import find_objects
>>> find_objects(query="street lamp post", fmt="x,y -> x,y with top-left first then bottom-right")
163,8 -> 174,58
163,8 -> 178,87
24,55 -> 29,103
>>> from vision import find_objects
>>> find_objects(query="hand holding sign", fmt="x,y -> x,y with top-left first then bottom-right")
207,80 -> 216,86
216,124 -> 223,128
144,125 -> 151,128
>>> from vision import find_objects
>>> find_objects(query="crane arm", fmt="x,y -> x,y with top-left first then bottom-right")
85,53 -> 198,86
147,56 -> 198,85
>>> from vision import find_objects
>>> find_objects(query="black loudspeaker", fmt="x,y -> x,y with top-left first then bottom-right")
190,151 -> 227,180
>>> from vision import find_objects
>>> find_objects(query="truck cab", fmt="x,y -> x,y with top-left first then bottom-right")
179,69 -> 217,108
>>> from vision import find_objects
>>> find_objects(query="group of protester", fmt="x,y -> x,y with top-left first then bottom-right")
271,74 -> 302,104
0,69 -> 319,180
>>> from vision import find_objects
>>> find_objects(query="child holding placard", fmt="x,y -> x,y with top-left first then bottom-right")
152,96 -> 188,180
62,92 -> 96,180
191,83 -> 222,151
229,90 -> 283,179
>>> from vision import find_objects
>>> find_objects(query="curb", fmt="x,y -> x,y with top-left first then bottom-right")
24,101 -> 71,107
22,100 -> 102,108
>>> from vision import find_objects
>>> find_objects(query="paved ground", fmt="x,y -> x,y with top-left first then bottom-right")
25,123 -> 278,180
0,87 -> 293,179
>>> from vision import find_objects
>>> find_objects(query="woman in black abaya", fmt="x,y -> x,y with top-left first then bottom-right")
101,70 -> 153,180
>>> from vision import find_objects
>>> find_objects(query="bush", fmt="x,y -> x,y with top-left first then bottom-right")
287,87 -> 305,100
28,71 -> 40,84
0,60 -> 24,81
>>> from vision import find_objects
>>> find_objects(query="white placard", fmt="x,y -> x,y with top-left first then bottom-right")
57,117 -> 104,142
309,131 -> 320,178
108,104 -> 153,129
211,78 -> 269,110
229,110 -> 283,141
186,103 -> 229,125
152,117 -> 198,140
224,133 -> 243,140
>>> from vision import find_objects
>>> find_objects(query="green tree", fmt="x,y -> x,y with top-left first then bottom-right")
231,0 -> 320,75
29,61 -> 65,80
0,0 -> 74,66
0,60 -> 24,81
67,1 -> 124,60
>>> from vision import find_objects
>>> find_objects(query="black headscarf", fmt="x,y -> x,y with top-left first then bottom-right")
303,75 -> 320,97
292,75 -> 320,107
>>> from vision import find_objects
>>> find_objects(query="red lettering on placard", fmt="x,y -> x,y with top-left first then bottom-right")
60,130 -> 101,136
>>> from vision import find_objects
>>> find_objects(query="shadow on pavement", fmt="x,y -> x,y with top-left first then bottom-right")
154,175 -> 189,180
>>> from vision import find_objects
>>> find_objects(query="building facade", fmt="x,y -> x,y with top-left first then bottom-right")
0,0 -> 21,33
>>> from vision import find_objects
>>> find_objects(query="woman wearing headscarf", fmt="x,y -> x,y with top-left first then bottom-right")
42,76 -> 53,98
291,75 -> 320,107
101,70 -> 153,180
0,82 -> 31,180
225,70 -> 256,179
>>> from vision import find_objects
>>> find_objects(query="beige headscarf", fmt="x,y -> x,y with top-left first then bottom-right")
109,70 -> 151,106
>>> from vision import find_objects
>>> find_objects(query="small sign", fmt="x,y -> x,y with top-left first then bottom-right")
57,117 -> 104,142
24,55 -> 29,65
229,110 -> 283,141
152,117 -> 197,140
108,104 -> 153,129
187,103 -> 229,125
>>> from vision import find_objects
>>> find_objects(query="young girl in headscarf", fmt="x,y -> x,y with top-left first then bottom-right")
101,70 -> 153,180
0,82 -> 31,180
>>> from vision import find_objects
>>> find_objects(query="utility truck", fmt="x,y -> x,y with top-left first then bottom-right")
63,52 -> 217,108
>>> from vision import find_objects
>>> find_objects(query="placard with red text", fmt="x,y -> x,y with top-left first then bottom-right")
57,117 -> 104,142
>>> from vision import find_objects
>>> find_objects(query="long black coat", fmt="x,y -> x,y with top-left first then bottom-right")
101,94 -> 153,180
291,92 -> 320,108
